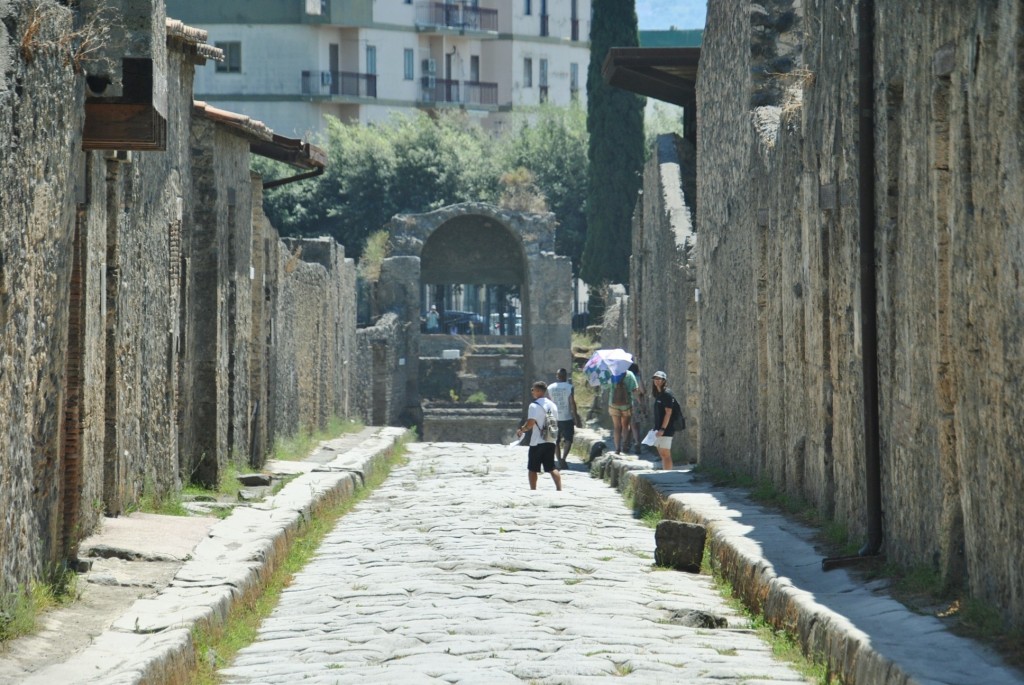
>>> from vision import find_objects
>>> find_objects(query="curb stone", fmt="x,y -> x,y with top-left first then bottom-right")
573,427 -> 1023,685
22,426 -> 410,685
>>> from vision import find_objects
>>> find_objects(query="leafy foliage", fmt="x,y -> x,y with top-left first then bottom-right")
581,0 -> 645,285
498,104 -> 589,275
254,108 -> 588,269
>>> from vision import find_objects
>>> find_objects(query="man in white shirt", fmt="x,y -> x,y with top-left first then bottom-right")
515,381 -> 562,490
546,368 -> 580,470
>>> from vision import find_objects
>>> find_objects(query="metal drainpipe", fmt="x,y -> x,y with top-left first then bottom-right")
262,166 -> 324,190
823,0 -> 883,571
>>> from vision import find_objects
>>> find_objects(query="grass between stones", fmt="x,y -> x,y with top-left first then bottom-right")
0,567 -> 79,644
702,548 -> 836,684
188,431 -> 412,684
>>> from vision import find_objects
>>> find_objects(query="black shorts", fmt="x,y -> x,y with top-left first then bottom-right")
528,442 -> 558,472
557,419 -> 575,443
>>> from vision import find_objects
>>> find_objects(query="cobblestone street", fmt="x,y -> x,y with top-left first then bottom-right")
221,443 -> 807,684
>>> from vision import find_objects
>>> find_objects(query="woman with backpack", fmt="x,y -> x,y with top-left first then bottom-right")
651,370 -> 681,470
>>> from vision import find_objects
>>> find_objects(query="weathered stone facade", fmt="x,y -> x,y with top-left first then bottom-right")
603,135 -> 698,464
0,0 -> 362,602
691,1 -> 1024,627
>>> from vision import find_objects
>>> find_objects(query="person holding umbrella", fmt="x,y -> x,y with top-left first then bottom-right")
581,349 -> 637,455
607,366 -> 638,455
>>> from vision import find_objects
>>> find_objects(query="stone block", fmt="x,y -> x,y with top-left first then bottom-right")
654,519 -> 706,572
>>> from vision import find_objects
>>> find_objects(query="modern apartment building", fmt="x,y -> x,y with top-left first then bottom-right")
165,0 -> 592,139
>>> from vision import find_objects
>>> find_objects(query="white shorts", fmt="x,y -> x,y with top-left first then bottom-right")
655,435 -> 673,450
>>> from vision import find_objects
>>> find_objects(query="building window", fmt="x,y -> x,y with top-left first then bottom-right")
539,58 -> 548,102
470,55 -> 480,83
366,45 -> 377,75
524,0 -> 531,16
215,41 -> 241,73
404,49 -> 414,80
523,57 -> 532,87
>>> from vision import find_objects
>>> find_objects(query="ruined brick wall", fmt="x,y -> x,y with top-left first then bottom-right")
270,237 -> 355,439
697,0 -> 1024,626
354,313 -> 410,426
0,0 -> 82,593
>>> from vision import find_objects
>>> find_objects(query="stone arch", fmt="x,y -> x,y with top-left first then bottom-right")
382,202 -> 573,417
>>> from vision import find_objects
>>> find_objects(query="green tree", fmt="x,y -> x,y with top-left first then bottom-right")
257,111 -> 498,260
255,109 -> 589,265
496,104 -> 589,276
580,0 -> 645,285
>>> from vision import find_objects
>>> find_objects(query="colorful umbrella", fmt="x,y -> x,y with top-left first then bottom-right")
582,348 -> 634,387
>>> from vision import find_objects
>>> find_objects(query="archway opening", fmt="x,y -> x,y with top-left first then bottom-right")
419,215 -> 528,338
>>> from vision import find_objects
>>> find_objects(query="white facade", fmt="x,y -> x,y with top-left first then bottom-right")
187,1 -> 592,139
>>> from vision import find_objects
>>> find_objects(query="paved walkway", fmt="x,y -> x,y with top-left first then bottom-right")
8,429 -> 1023,684
221,441 -> 807,684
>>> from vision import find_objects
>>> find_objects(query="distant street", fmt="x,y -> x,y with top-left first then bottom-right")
221,443 -> 807,684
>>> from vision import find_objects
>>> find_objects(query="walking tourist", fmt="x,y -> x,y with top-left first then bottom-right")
547,368 -> 580,470
627,362 -> 647,453
516,381 -> 562,490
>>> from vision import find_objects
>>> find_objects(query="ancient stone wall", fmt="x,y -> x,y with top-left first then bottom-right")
872,1 -> 1024,623
354,313 -> 411,426
93,42 -> 196,512
627,135 -> 698,462
269,237 -> 357,440
696,0 -> 1024,626
606,135 -> 698,461
0,0 -> 359,602
0,0 -> 83,592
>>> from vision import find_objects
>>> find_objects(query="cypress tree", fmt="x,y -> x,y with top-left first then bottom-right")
580,0 -> 645,286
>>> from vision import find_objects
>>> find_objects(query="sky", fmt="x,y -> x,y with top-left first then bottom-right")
635,0 -> 706,30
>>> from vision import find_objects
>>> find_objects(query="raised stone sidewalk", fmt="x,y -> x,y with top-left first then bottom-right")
11,426 -> 410,685
5,425 -> 1022,684
573,427 -> 1024,685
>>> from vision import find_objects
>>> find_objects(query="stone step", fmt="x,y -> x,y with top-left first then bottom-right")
421,402 -> 523,443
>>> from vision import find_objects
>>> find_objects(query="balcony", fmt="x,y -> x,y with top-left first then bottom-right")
421,77 -> 498,106
301,70 -> 377,98
416,2 -> 498,33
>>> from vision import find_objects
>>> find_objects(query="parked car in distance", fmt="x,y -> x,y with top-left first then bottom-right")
442,310 -> 487,334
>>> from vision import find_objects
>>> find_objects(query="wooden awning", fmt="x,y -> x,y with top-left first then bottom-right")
601,47 -> 700,107
193,101 -> 326,171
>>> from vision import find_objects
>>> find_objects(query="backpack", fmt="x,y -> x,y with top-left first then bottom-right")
658,393 -> 686,431
534,399 -> 558,442
669,396 -> 685,430
611,377 -> 629,406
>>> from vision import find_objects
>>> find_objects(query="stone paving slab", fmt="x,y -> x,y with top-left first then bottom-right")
220,442 -> 809,684
10,426 -> 1022,684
